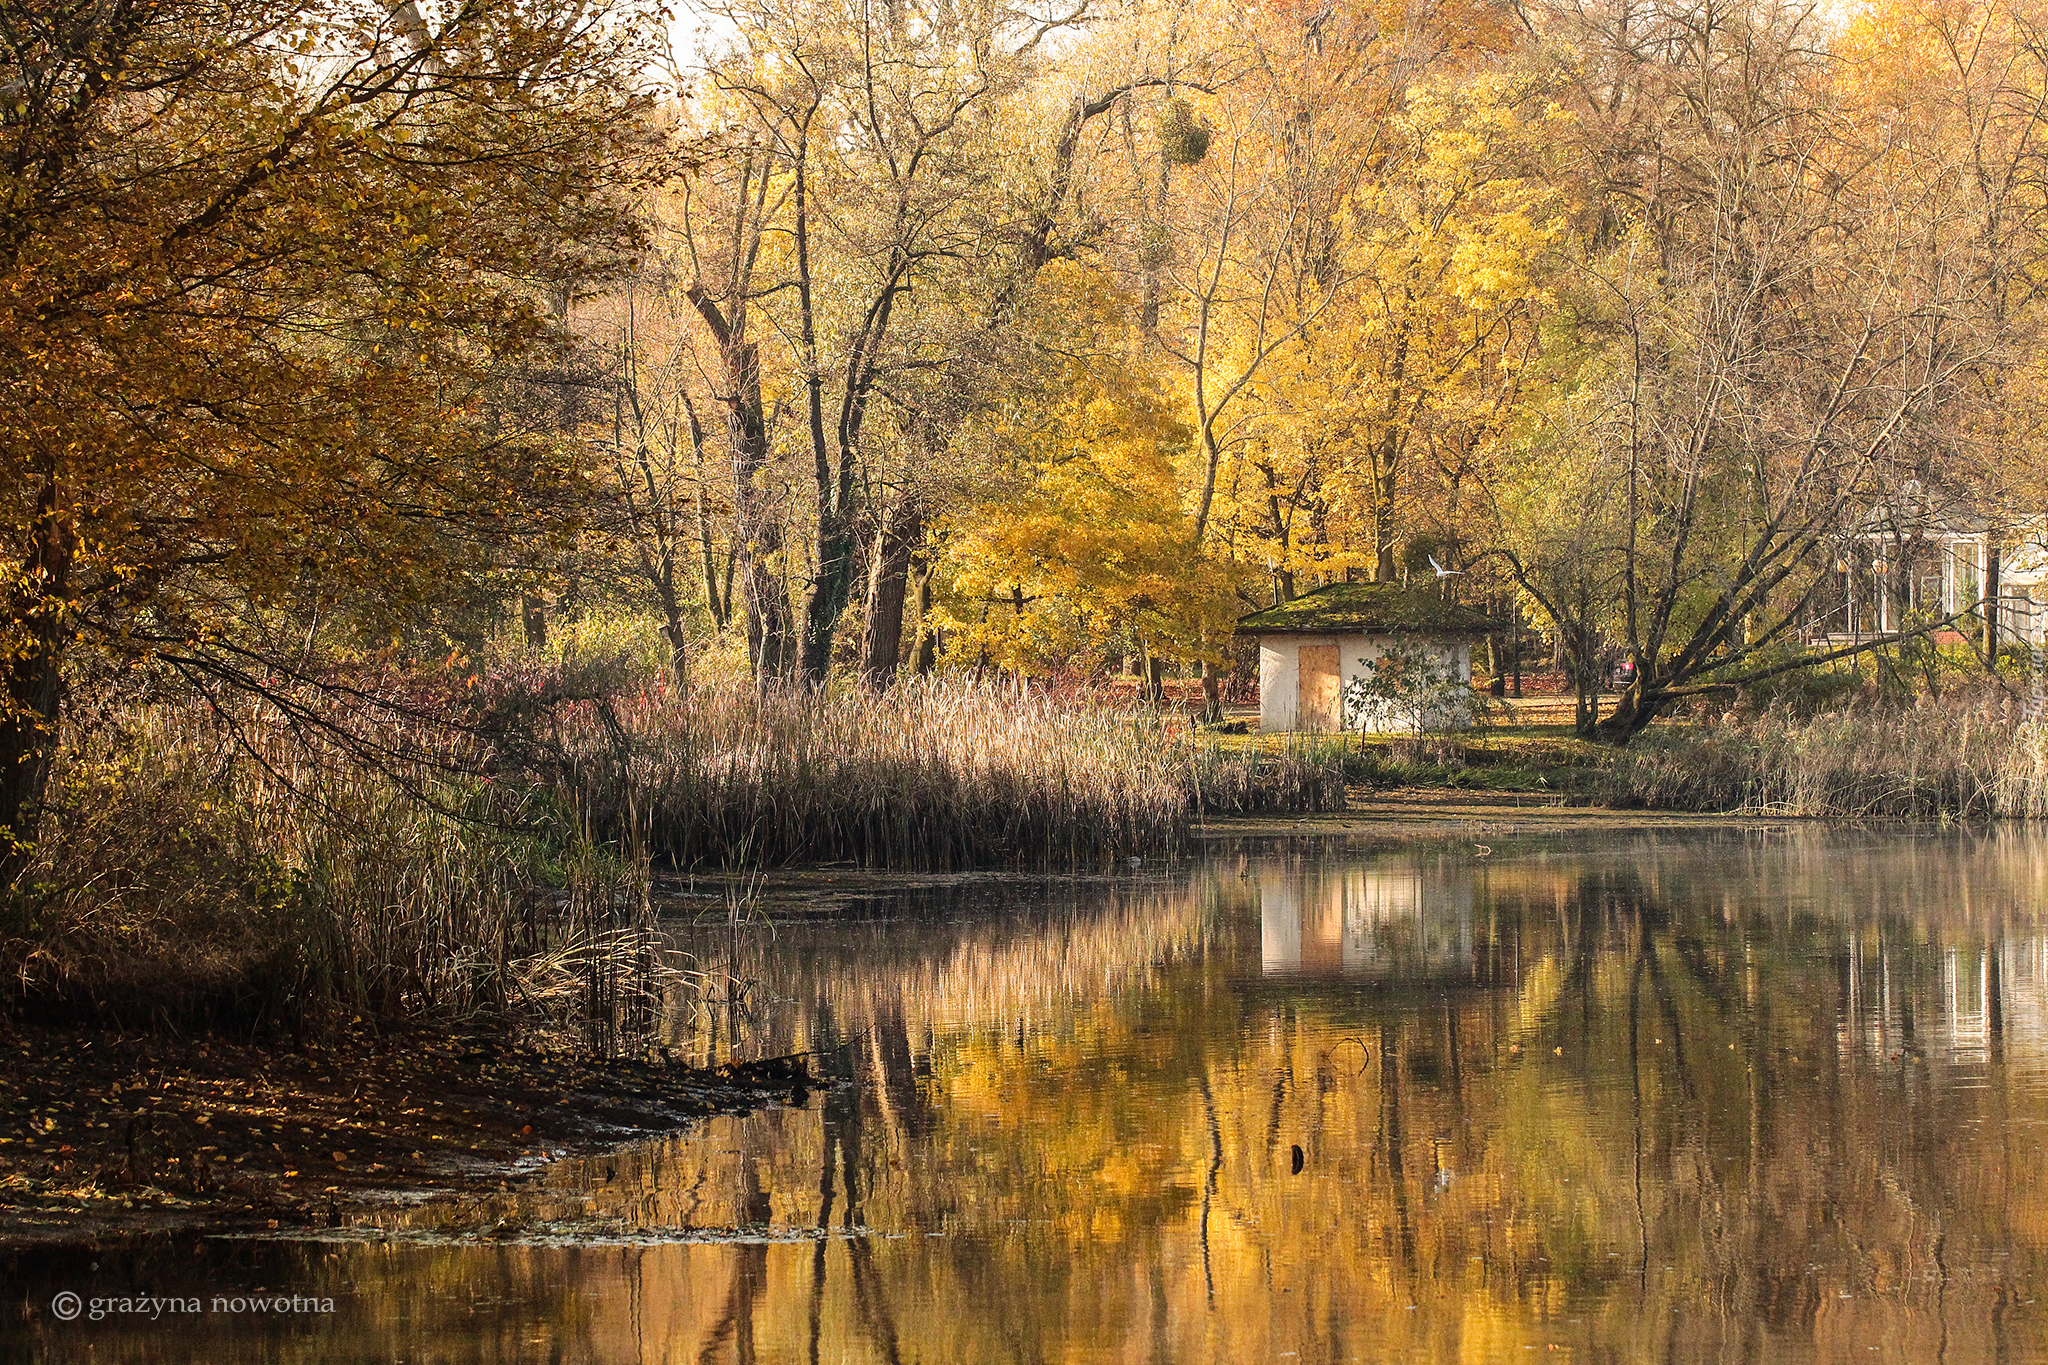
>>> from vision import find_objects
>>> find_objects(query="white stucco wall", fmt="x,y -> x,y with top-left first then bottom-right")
1257,635 -> 1473,733
1258,638 -> 1306,731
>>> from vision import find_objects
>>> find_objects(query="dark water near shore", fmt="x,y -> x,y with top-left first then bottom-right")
8,827 -> 2048,1363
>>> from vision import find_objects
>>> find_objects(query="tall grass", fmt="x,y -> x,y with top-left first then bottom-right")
1,667 -> 1347,1033
0,703 -> 670,1048
546,674 -> 1345,870
1595,692 -> 2048,819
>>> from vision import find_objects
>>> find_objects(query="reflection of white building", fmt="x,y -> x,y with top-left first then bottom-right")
1945,946 -> 1991,1067
1259,860 -> 1475,978
1839,934 -> 2048,1080
1997,936 -> 2048,1085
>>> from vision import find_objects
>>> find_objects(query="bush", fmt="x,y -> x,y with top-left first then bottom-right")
0,704 -> 661,1047
1342,643 -> 1484,733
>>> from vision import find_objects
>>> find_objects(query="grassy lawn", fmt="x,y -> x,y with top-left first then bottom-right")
1199,721 -> 1622,795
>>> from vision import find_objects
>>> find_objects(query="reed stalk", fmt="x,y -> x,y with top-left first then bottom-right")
1594,693 -> 2048,819
544,674 -> 1345,869
1,668 -> 1346,1033
0,701 -> 665,1049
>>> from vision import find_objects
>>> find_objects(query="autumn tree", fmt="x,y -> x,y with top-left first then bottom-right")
1835,0 -> 2048,654
588,242 -> 740,687
683,0 -> 1057,687
0,0 -> 658,860
1499,0 -> 2008,741
934,263 -> 1234,681
1237,70 -> 1561,597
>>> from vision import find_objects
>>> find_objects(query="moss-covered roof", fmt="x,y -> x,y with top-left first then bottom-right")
1234,582 -> 1499,637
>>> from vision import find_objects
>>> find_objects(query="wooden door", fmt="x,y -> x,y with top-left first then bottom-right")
1297,644 -> 1340,729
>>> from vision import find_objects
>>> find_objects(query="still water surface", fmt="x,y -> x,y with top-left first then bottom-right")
8,827 -> 2048,1363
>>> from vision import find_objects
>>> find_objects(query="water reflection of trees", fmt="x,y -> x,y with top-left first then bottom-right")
592,835 -> 2048,1363
31,834 -> 2048,1362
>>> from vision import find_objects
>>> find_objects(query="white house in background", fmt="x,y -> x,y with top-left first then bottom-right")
1233,583 -> 1497,734
1996,528 -> 2048,647
1799,517 -> 2048,648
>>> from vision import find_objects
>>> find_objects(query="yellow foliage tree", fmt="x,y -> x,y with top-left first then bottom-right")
935,265 -> 1235,683
1227,72 -> 1566,594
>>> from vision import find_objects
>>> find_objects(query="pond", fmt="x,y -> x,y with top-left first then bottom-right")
6,827 -> 2048,1363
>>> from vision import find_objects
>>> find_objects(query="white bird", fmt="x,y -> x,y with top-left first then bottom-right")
1427,554 -> 1464,579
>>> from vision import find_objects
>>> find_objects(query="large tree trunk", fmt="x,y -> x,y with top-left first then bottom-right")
1589,680 -> 1665,745
861,503 -> 920,689
686,289 -> 794,682
800,515 -> 857,685
0,492 -> 74,881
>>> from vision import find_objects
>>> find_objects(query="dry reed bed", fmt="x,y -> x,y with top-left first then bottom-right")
4,676 -> 1344,1031
553,678 -> 1346,869
1596,695 -> 2048,819
5,703 -> 661,1044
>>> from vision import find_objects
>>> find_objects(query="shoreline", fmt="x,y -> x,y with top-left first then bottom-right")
0,791 -> 1844,1249
1196,786 -> 1818,840
0,1022 -> 806,1248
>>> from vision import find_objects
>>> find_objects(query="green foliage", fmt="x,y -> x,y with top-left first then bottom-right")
1342,643 -> 1484,734
1724,644 -> 1867,715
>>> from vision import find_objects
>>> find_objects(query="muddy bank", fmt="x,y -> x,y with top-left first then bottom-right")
0,1022 -> 807,1247
1196,785 -> 1807,840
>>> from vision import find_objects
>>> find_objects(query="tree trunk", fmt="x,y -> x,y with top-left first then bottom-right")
861,503 -> 920,689
801,516 -> 857,685
0,641 -> 64,884
1200,658 -> 1222,722
1135,631 -> 1162,704
655,586 -> 688,692
685,289 -> 793,681
1508,606 -> 1522,697
734,391 -> 794,682
911,566 -> 937,675
1986,546 -> 2002,662
521,594 -> 547,652
1556,622 -> 1601,736
0,493 -> 74,880
1589,680 -> 1667,745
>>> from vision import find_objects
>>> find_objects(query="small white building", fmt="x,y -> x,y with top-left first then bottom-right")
1801,517 -> 2048,649
1235,583 -> 1496,734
